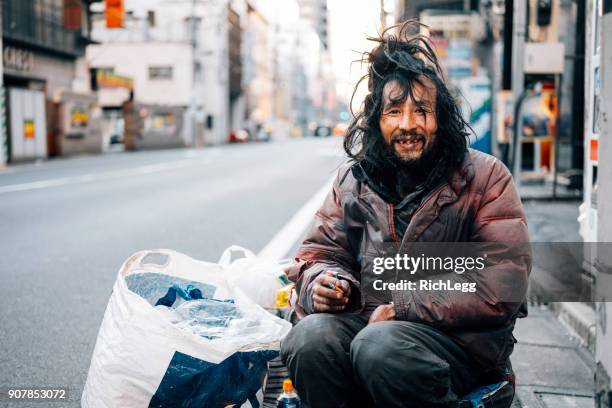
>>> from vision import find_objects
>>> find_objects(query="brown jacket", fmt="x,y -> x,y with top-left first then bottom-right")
286,149 -> 531,374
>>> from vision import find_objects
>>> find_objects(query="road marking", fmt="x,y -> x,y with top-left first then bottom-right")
0,160 -> 196,194
259,174 -> 335,260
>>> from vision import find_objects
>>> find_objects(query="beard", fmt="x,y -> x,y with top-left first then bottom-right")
382,131 -> 440,173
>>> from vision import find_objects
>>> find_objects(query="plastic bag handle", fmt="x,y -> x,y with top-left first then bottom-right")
218,245 -> 256,266
119,249 -> 178,275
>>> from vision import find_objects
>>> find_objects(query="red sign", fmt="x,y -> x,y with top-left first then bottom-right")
590,139 -> 598,162
105,0 -> 124,28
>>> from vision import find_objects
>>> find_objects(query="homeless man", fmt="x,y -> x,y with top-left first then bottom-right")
280,22 -> 531,408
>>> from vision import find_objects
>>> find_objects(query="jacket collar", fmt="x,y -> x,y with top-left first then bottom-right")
352,149 -> 473,203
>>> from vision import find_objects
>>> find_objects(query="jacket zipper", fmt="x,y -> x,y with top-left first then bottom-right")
388,204 -> 399,242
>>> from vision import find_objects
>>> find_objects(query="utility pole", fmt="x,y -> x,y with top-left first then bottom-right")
0,4 -> 6,169
510,0 -> 527,191
189,0 -> 198,147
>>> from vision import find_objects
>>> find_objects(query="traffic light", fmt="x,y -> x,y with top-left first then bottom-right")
105,0 -> 124,28
537,0 -> 552,26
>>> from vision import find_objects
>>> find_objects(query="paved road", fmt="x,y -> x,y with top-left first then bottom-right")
0,138 -> 345,405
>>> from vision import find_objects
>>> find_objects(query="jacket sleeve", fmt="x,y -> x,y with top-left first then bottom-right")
393,159 -> 531,329
285,170 -> 362,315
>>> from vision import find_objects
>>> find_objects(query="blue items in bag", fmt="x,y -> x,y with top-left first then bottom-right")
152,282 -> 242,339
154,284 -> 204,307
128,272 -> 278,404
149,350 -> 278,408
125,273 -> 215,306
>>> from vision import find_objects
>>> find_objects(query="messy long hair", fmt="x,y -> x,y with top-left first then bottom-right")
344,20 -> 470,173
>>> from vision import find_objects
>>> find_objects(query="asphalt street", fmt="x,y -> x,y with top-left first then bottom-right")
0,137 -> 345,405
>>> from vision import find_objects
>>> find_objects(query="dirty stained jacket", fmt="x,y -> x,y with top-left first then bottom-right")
286,149 -> 531,375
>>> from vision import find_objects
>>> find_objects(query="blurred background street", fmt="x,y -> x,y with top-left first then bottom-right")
0,0 -> 611,406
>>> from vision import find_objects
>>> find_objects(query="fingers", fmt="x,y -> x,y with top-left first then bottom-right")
317,273 -> 352,296
313,303 -> 347,312
312,294 -> 348,312
336,279 -> 351,296
312,272 -> 352,313
313,283 -> 346,301
313,293 -> 348,306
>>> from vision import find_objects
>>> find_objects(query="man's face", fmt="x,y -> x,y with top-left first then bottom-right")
378,79 -> 438,164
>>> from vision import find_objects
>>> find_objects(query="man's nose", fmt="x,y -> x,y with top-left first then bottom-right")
398,111 -> 416,131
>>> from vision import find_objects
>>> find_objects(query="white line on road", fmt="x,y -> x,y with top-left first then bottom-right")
258,174 -> 335,260
0,160 -> 197,194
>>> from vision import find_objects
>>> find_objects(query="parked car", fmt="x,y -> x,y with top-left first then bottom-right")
314,125 -> 332,137
228,129 -> 250,143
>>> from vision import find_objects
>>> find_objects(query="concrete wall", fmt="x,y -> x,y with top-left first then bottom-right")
87,43 -> 192,107
0,4 -> 5,168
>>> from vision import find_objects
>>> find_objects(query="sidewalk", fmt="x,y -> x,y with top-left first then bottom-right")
511,196 -> 595,407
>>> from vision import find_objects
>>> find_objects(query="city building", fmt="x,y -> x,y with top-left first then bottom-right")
296,0 -> 337,133
242,2 -> 273,139
1,0 -> 102,162
88,0 -> 249,147
272,15 -> 322,137
298,0 -> 329,50
87,39 -> 193,149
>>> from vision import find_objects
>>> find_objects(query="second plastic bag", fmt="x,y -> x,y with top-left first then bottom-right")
220,245 -> 288,311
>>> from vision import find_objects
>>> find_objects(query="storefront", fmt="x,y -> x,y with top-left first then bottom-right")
1,0 -> 102,162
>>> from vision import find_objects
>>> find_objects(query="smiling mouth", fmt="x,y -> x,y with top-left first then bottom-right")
393,135 -> 424,150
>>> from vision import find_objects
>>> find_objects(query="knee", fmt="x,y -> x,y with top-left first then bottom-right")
350,321 -> 400,375
280,314 -> 346,368
351,322 -> 453,400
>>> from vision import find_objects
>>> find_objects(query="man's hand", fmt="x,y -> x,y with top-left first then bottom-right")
368,304 -> 395,324
311,271 -> 351,313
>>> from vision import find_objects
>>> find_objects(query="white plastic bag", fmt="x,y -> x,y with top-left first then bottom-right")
220,245 -> 287,310
81,248 -> 292,408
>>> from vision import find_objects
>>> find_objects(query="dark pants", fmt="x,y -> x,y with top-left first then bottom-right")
280,313 -> 480,408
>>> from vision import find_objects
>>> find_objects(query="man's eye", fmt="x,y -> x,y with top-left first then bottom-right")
416,108 -> 429,115
387,109 -> 401,115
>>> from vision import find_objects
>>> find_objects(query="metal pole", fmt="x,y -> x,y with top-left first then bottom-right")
0,3 -> 6,168
189,0 -> 197,147
511,88 -> 529,175
511,0 -> 527,191
552,73 -> 562,199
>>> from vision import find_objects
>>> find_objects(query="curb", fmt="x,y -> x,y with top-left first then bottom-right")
551,302 -> 597,353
